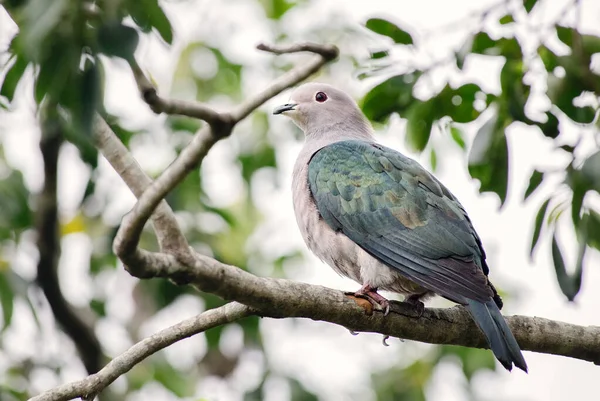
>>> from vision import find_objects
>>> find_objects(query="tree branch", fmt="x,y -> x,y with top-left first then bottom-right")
36,110 -> 104,375
229,43 -> 338,122
29,302 -> 254,401
29,247 -> 600,401
113,42 -> 339,265
130,61 -> 223,125
92,116 -> 188,253
120,249 -> 600,365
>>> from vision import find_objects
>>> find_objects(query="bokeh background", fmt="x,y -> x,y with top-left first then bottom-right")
1,0 -> 600,400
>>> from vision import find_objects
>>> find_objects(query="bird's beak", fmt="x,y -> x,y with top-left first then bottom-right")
273,103 -> 297,115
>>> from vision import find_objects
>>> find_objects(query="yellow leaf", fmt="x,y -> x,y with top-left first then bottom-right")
61,213 -> 86,236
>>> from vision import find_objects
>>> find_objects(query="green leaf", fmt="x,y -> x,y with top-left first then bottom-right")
80,62 -> 102,136
104,116 -> 140,147
530,198 -> 550,257
571,185 -> 586,227
21,0 -> 68,58
361,74 -> 419,122
0,170 -> 32,241
499,15 -> 514,25
62,110 -> 99,168
582,211 -> 600,251
549,77 -> 596,123
405,100 -> 434,152
552,232 -> 582,301
439,83 -> 484,123
468,113 -> 509,205
524,170 -> 544,200
365,18 -> 414,45
34,40 -> 78,104
538,45 -> 559,71
129,0 -> 174,43
259,0 -> 297,19
556,26 -> 600,55
500,59 -> 530,123
369,50 -> 389,59
89,299 -> 106,317
580,151 -> 600,192
0,55 -> 28,102
449,126 -> 466,149
498,37 -> 523,60
430,148 -> 437,171
0,272 -> 14,332
524,0 -> 537,13
471,32 -> 496,55
538,112 -> 559,138
98,22 -> 139,61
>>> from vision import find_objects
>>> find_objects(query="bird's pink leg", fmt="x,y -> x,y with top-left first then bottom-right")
354,284 -> 390,315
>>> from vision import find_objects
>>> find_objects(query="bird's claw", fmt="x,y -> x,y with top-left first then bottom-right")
382,335 -> 390,346
350,285 -> 391,316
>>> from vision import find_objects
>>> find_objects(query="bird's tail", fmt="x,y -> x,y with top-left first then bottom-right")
466,299 -> 528,372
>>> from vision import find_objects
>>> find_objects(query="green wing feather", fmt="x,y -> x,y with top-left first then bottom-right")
308,140 -> 493,304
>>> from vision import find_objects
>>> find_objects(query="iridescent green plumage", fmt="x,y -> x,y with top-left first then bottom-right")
308,140 -> 527,372
308,140 -> 492,304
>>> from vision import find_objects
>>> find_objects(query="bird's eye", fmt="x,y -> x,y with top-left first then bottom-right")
315,92 -> 328,102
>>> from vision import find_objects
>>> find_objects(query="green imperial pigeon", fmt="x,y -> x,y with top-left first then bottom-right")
273,82 -> 527,372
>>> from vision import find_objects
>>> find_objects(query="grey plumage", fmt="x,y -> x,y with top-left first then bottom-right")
275,82 -> 527,372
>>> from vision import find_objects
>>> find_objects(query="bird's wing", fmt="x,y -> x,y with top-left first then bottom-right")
307,140 -> 493,304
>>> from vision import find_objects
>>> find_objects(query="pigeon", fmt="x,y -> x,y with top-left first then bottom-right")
273,82 -> 527,372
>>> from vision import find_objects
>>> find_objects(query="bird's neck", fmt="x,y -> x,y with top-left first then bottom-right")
296,118 -> 375,172
304,117 -> 375,146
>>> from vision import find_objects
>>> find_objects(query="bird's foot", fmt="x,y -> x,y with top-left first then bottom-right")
405,294 -> 425,318
351,285 -> 390,316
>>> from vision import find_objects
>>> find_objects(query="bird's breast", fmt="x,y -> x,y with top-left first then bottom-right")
292,160 -> 362,282
291,156 -> 426,295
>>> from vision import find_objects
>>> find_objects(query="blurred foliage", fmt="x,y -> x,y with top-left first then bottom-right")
362,0 -> 600,302
0,0 -> 598,400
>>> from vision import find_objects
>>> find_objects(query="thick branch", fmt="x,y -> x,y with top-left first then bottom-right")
29,302 -> 253,401
29,247 -> 600,401
36,111 -> 103,374
123,250 -> 600,366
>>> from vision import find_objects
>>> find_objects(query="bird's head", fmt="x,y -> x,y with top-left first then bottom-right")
273,83 -> 370,136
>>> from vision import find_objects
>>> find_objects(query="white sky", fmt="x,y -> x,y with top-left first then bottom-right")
1,0 -> 600,400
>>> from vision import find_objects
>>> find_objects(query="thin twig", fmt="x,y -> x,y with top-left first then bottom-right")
256,42 -> 338,59
130,61 -> 223,125
29,302 -> 254,401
